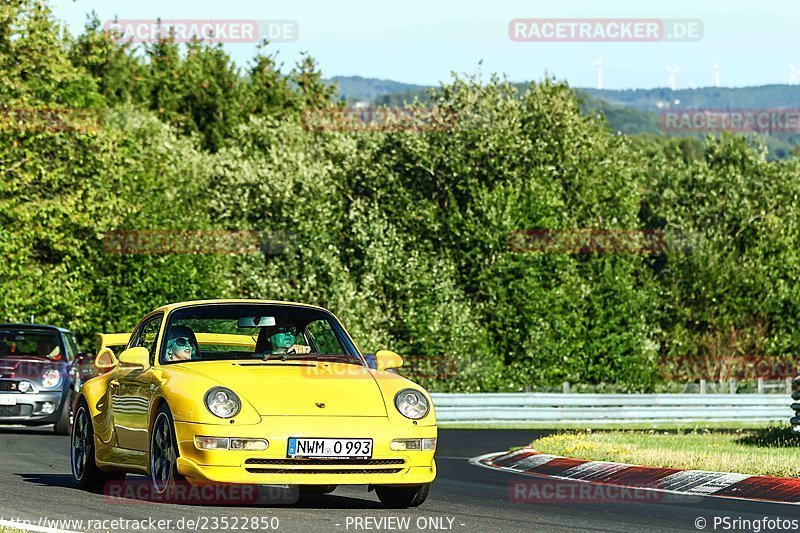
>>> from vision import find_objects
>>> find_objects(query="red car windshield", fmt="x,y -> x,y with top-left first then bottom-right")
0,328 -> 64,360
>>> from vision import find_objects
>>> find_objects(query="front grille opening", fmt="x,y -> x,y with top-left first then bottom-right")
0,405 -> 31,417
245,458 -> 405,466
0,381 -> 18,392
243,458 -> 406,475
244,467 -> 404,474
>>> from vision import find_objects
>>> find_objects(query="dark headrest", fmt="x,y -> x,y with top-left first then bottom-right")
255,327 -> 273,354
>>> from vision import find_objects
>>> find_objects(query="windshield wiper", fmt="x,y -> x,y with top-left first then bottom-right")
281,352 -> 362,364
258,347 -> 316,362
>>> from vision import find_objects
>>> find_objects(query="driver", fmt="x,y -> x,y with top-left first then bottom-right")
37,338 -> 62,360
165,325 -> 197,362
266,326 -> 310,355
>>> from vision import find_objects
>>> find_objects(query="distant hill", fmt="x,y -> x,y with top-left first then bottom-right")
328,76 -> 800,109
325,75 -> 429,103
327,76 -> 800,159
582,86 -> 800,111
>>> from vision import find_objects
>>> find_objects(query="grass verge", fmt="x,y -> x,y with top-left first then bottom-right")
529,425 -> 800,478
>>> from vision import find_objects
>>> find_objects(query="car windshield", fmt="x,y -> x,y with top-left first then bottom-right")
160,304 -> 362,365
0,328 -> 64,360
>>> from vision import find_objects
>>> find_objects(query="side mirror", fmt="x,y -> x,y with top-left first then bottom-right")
95,348 -> 118,373
118,347 -> 149,369
375,349 -> 403,371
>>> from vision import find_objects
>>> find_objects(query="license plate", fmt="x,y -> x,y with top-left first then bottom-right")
0,395 -> 16,406
287,438 -> 372,458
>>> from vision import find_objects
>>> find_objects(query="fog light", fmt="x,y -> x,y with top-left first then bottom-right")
41,402 -> 55,414
17,381 -> 32,393
195,436 -> 269,451
390,438 -> 436,451
195,436 -> 229,450
230,438 -> 269,451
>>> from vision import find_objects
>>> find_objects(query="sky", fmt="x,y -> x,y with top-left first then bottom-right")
51,0 -> 800,90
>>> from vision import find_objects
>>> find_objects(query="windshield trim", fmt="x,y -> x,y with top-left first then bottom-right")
158,303 -> 364,367
0,327 -> 66,360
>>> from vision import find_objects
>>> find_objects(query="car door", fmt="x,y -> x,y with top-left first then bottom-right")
112,313 -> 163,451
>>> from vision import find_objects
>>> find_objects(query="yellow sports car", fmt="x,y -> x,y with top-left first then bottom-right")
71,300 -> 436,507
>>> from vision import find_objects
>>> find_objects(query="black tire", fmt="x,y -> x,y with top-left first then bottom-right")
150,404 -> 185,498
375,483 -> 430,508
71,399 -> 126,491
53,391 -> 73,435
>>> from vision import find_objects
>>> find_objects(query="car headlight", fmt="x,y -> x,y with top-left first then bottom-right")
204,387 -> 240,418
41,369 -> 61,389
394,388 -> 429,420
17,380 -> 33,393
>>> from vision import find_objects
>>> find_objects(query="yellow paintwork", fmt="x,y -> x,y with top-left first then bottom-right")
196,333 -> 257,347
92,333 -> 130,374
78,299 -> 437,487
98,333 -> 131,350
375,349 -> 403,371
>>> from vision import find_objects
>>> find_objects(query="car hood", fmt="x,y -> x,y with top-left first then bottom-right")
176,360 -> 388,417
0,356 -> 65,380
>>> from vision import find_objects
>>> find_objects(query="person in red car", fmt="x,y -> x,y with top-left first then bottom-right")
37,338 -> 62,360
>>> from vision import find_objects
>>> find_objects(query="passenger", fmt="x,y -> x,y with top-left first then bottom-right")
165,325 -> 198,362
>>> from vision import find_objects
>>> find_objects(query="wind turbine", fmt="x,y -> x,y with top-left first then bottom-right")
592,57 -> 604,89
711,61 -> 721,87
664,64 -> 681,91
788,61 -> 800,84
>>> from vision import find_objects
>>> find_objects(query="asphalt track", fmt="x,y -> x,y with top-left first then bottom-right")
0,428 -> 799,532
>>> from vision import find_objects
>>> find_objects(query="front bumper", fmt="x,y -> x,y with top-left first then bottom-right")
0,391 -> 65,425
174,416 -> 437,486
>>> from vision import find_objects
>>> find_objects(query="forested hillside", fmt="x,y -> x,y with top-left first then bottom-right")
337,76 -> 800,160
2,1 -> 800,392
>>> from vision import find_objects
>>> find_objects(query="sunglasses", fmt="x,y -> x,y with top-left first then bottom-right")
171,337 -> 192,347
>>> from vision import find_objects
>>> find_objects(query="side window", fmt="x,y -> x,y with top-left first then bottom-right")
133,315 -> 163,364
305,320 -> 340,354
64,334 -> 79,361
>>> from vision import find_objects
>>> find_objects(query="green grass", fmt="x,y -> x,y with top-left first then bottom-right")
529,425 -> 800,478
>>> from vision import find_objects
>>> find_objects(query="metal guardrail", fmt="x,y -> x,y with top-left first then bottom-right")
431,393 -> 792,424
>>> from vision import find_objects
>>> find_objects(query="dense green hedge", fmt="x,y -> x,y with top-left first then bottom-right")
1,1 -> 799,392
